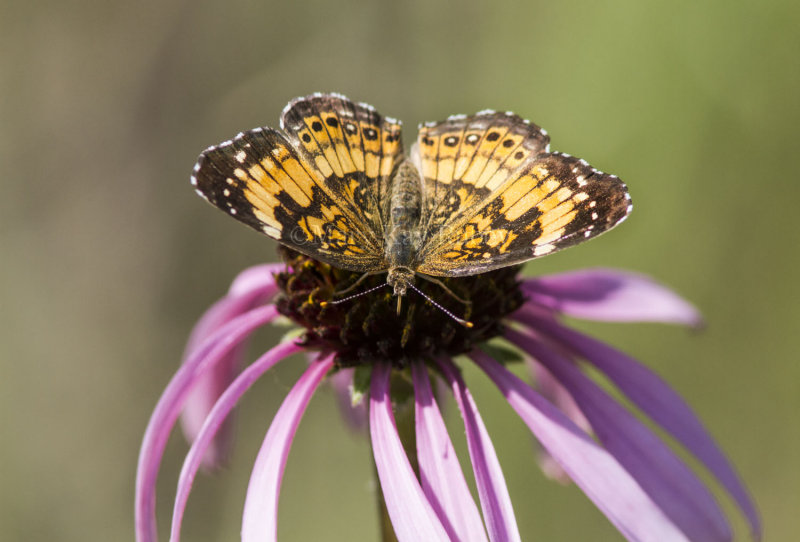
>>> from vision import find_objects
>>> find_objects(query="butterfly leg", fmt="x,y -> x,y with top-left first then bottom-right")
417,274 -> 472,306
331,271 -> 383,297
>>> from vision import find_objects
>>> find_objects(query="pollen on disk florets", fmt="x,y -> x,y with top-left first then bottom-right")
274,247 -> 524,368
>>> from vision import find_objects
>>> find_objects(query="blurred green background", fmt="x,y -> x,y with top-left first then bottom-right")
2,0 -> 798,540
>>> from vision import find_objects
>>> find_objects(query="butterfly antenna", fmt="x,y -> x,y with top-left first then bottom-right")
408,283 -> 473,328
320,283 -> 389,307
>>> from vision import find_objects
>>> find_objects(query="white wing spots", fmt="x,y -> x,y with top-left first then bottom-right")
220,140 -> 233,148
545,143 -> 551,152
229,208 -> 237,215
357,101 -> 377,112
540,128 -> 548,136
589,200 -> 597,208
385,116 -> 401,125
591,212 -> 599,220
533,244 -> 555,256
584,230 -> 592,238
190,176 -> 197,186
579,159 -> 588,166
262,225 -> 281,237
423,121 -> 438,128
571,167 -> 578,173
466,134 -> 480,144
223,188 -> 231,197
577,176 -> 587,187
624,192 -> 632,201
476,109 -> 496,116
226,178 -> 235,186
447,113 -> 467,121
192,163 -> 201,173
194,188 -> 205,198
235,150 -> 247,163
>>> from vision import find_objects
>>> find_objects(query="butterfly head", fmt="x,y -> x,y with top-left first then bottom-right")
386,266 -> 415,297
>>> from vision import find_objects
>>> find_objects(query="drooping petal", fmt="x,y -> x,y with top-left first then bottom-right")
411,361 -> 489,542
517,312 -> 762,539
329,367 -> 367,430
507,329 -> 732,541
241,354 -> 335,542
470,350 -> 690,542
527,360 -> 591,484
135,304 -> 279,542
169,340 -> 304,542
437,358 -> 521,542
180,272 -> 279,468
369,361 -> 451,542
228,263 -> 284,297
521,269 -> 703,326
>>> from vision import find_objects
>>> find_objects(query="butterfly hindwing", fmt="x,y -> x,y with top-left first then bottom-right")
192,126 -> 384,272
414,111 -> 551,243
416,151 -> 631,277
280,93 -> 404,241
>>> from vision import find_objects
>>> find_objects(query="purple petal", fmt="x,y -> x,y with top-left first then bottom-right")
180,276 -> 279,468
527,361 -> 591,484
471,350 -> 691,542
369,361 -> 451,542
508,329 -> 732,541
135,304 -> 279,542
516,312 -> 761,539
330,368 -> 367,430
241,354 -> 335,542
412,362 -> 489,542
521,268 -> 703,326
169,340 -> 304,542
437,359 -> 521,542
228,263 -> 283,297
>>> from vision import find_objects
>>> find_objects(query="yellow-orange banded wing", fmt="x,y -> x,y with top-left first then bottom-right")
415,152 -> 631,277
414,111 -> 550,242
280,93 -> 404,238
192,127 -> 385,272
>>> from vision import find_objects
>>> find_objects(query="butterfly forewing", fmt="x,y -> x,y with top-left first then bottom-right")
192,125 -> 384,273
416,151 -> 631,276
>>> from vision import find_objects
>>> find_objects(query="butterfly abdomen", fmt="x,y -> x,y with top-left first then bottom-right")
385,160 -> 423,268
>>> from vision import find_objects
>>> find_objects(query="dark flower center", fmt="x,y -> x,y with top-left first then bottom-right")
274,247 -> 524,368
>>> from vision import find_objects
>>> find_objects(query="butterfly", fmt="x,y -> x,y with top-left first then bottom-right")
192,92 -> 631,314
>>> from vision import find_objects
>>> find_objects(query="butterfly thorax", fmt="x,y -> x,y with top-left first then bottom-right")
385,159 -> 423,295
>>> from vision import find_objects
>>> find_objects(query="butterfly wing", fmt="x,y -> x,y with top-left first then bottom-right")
415,114 -> 630,277
413,110 -> 551,242
281,93 -> 404,240
192,93 -> 403,273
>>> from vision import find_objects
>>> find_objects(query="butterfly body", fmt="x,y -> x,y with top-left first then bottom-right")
192,93 -> 632,303
384,159 -> 424,294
